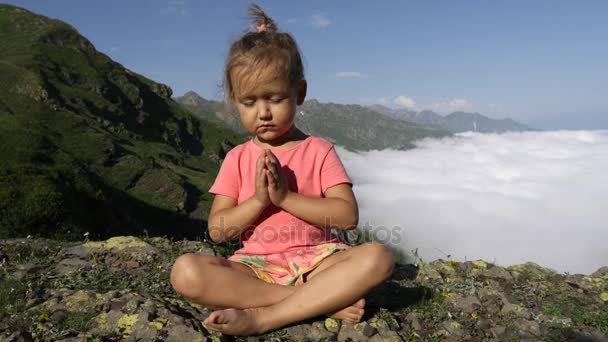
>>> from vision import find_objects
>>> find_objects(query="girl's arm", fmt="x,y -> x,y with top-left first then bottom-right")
279,183 -> 359,230
207,195 -> 267,243
208,151 -> 271,243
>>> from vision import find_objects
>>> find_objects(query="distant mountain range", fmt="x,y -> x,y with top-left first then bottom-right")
175,92 -> 450,151
368,104 -> 534,133
176,92 -> 534,151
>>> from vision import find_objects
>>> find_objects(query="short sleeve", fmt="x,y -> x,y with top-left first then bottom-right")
208,151 -> 240,200
320,146 -> 352,194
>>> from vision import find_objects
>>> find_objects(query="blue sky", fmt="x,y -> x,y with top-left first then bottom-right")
4,0 -> 607,129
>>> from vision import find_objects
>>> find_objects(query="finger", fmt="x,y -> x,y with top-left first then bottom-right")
267,150 -> 282,167
256,152 -> 265,174
266,169 -> 273,185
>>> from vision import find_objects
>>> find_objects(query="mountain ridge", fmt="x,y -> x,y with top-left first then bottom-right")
368,104 -> 533,133
175,91 -> 452,151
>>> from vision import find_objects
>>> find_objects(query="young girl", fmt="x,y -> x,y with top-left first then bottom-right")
170,4 -> 394,336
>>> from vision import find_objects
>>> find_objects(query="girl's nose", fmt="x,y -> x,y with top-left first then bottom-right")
257,102 -> 272,119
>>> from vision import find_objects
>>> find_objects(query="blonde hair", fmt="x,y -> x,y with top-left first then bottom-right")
223,3 -> 305,103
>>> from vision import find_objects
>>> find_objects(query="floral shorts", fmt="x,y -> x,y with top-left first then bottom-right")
228,242 -> 350,286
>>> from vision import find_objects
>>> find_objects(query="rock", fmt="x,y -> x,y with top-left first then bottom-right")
369,334 -> 404,342
165,324 -> 205,342
507,262 -> 556,282
449,295 -> 481,314
515,318 -> 541,339
476,318 -> 491,330
404,312 -> 423,331
55,258 -> 88,275
490,325 -> 506,338
442,320 -> 464,337
12,263 -> 47,281
282,322 -> 335,341
325,318 -> 341,333
472,260 -> 488,269
369,317 -> 401,338
591,266 -> 608,278
478,266 -> 514,285
338,321 -> 377,341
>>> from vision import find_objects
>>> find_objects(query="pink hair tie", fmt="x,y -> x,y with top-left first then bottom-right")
256,23 -> 267,32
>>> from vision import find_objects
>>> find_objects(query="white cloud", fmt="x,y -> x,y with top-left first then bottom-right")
336,130 -> 608,274
109,47 -> 120,53
310,13 -> 331,28
426,98 -> 472,113
164,0 -> 188,15
393,95 -> 416,108
286,18 -> 297,24
335,71 -> 366,79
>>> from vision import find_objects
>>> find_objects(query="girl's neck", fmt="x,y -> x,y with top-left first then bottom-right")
253,126 -> 308,150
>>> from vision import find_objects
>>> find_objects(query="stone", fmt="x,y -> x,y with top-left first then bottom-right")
591,266 -> 608,278
338,321 -> 377,341
283,322 -> 335,341
404,313 -> 423,331
450,295 -> 481,314
324,317 -> 341,333
369,334 -> 404,342
490,325 -> 506,337
55,258 -> 88,275
442,320 -> 464,337
515,319 -> 541,339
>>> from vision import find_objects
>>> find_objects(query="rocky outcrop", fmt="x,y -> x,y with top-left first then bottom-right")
1,236 -> 607,341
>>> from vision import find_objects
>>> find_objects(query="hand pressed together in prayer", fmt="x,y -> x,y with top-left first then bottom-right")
253,150 -> 290,208
263,150 -> 290,207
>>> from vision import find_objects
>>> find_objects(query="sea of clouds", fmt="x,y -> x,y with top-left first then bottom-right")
337,130 -> 608,274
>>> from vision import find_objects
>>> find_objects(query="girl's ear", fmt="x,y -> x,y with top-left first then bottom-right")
296,80 -> 307,105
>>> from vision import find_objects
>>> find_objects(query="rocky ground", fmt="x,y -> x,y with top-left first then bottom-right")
0,236 -> 607,341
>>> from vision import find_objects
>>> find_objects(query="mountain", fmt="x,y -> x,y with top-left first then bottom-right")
0,4 -> 247,240
173,91 -> 246,134
368,105 -> 533,133
297,100 -> 450,151
176,92 -> 451,151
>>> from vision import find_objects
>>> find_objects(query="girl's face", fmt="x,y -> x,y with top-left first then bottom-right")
231,66 -> 306,143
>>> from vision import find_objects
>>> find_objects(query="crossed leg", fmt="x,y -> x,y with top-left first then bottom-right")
196,242 -> 394,336
170,246 -> 366,322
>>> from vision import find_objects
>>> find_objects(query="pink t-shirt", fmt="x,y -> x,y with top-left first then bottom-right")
208,135 -> 352,255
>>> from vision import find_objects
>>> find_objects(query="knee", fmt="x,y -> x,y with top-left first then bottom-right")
169,253 -> 207,297
359,242 -> 395,279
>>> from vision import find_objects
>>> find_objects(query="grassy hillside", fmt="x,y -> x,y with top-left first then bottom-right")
0,4 -> 248,241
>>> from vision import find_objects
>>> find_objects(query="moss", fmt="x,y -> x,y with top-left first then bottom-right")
324,318 -> 339,330
62,290 -> 100,312
148,321 -> 164,330
82,236 -> 150,250
472,260 -> 488,269
117,313 -> 139,336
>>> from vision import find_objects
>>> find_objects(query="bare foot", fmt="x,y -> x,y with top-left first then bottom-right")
202,307 -> 266,336
326,298 -> 366,323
